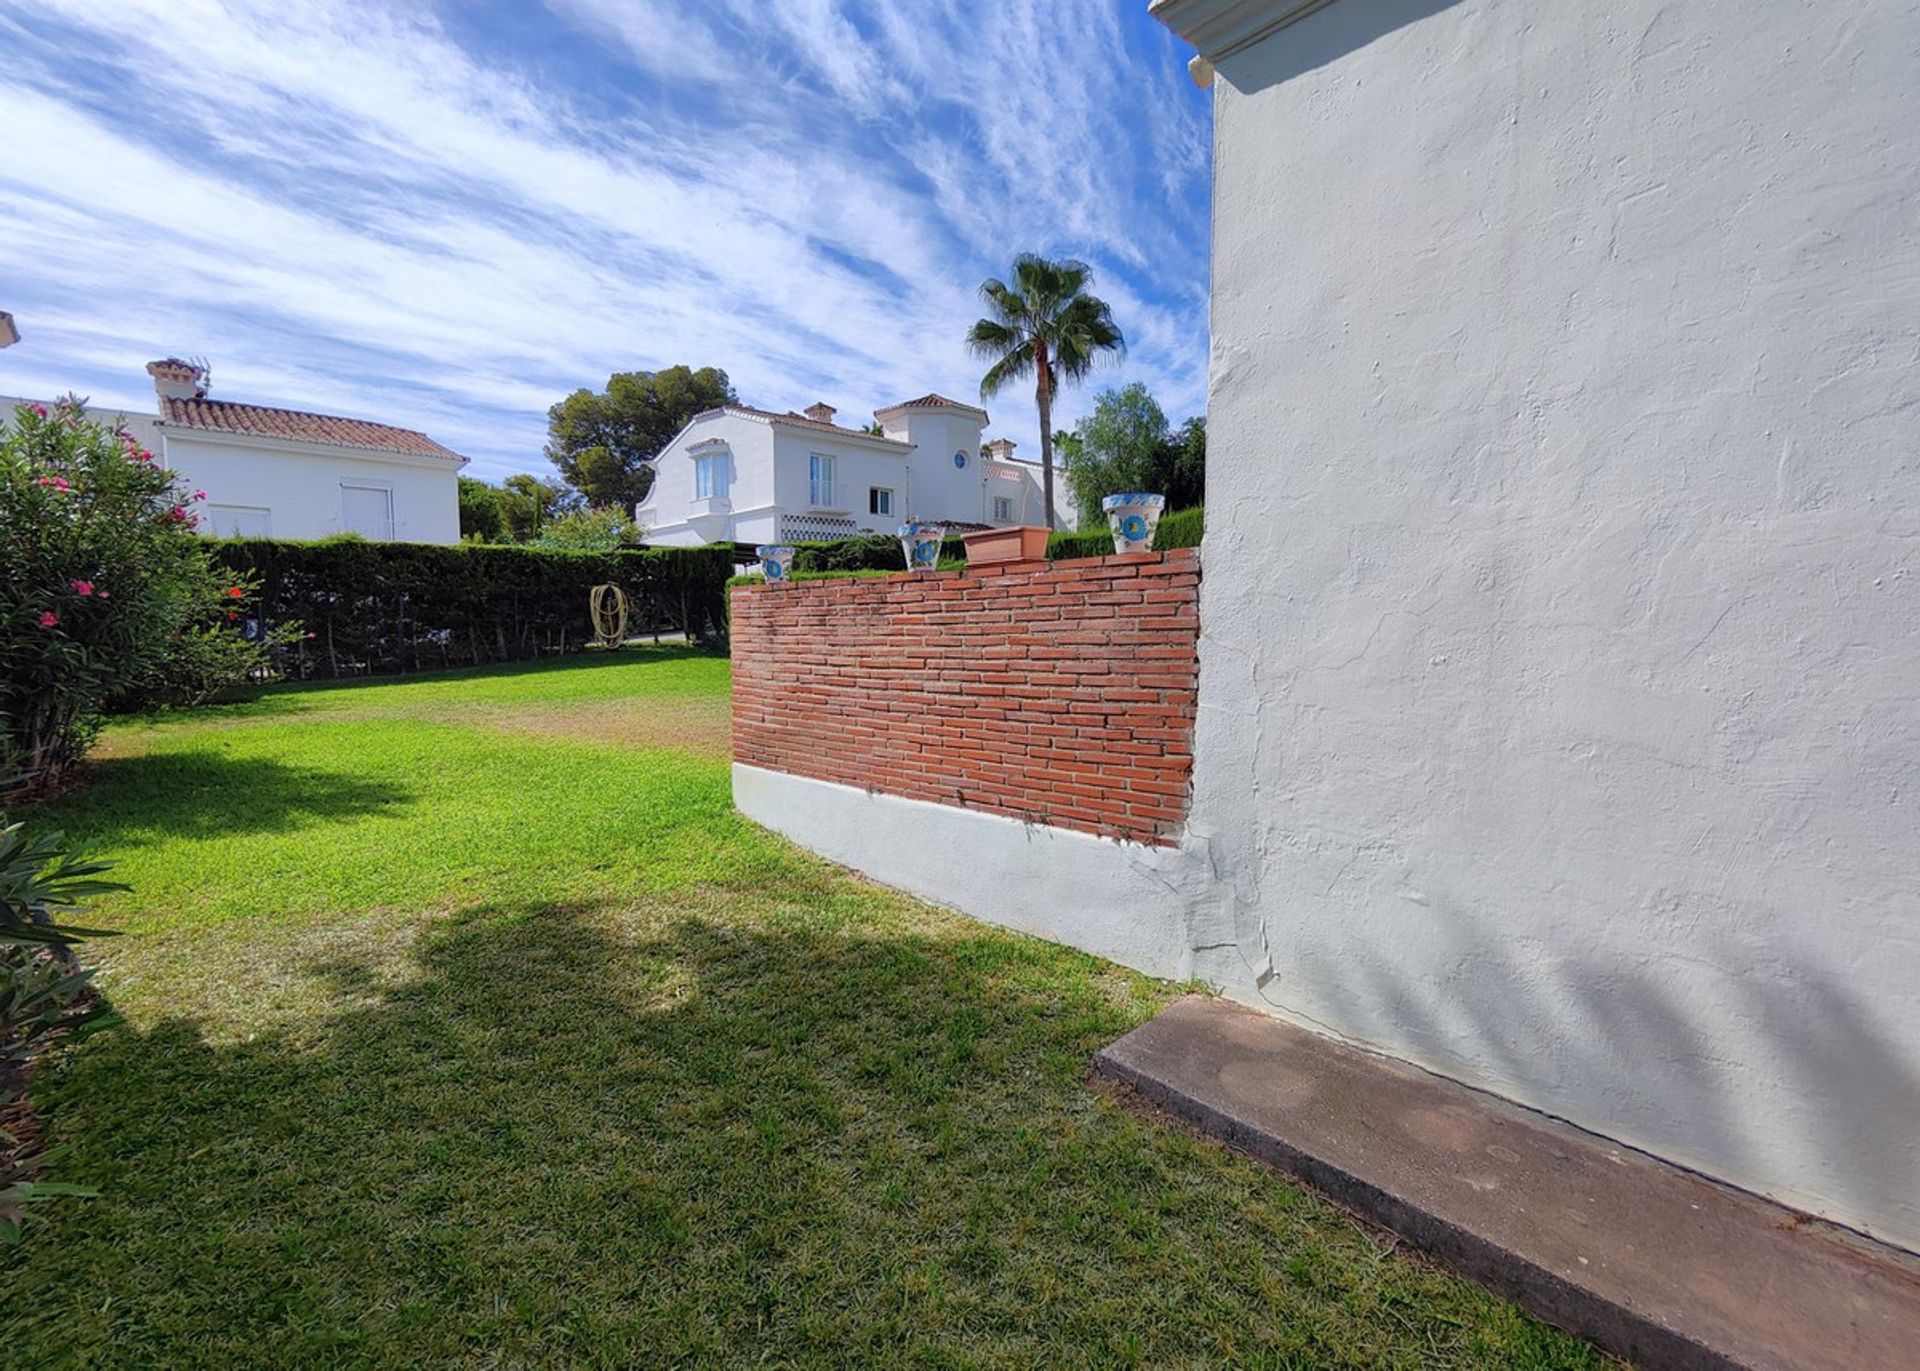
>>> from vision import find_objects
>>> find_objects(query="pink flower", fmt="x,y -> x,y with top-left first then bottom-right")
36,475 -> 71,491
165,505 -> 188,523
192,490 -> 208,501
28,403 -> 48,419
133,448 -> 155,462
69,580 -> 95,596
38,612 -> 58,628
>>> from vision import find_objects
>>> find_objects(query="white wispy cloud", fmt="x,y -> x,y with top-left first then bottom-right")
0,0 -> 1209,480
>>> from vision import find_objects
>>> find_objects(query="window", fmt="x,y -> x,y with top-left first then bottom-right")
809,453 -> 835,507
992,495 -> 1014,523
207,503 -> 271,538
695,453 -> 729,500
869,487 -> 893,517
340,483 -> 394,540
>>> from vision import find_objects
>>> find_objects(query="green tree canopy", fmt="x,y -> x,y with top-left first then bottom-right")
500,473 -> 565,542
966,255 -> 1124,529
1061,384 -> 1206,529
545,365 -> 737,511
458,474 -> 567,543
457,476 -> 505,542
528,506 -> 631,552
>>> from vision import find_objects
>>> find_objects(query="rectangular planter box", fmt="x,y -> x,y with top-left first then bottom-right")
962,524 -> 1050,567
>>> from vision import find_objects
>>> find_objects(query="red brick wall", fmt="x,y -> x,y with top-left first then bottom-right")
731,550 -> 1200,846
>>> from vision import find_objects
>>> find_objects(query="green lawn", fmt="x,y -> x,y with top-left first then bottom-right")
4,651 -> 1598,1367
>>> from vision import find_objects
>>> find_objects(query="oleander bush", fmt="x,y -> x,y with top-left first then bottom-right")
1,399 -> 284,797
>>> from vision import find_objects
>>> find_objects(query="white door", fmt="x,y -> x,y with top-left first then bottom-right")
341,483 -> 394,540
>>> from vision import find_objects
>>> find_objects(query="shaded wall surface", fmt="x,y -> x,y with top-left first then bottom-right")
1188,0 -> 1920,1249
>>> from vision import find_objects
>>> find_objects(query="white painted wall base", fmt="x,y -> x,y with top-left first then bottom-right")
732,764 -> 1206,980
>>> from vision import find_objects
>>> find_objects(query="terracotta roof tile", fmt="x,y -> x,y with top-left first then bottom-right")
158,397 -> 465,462
890,392 -> 978,410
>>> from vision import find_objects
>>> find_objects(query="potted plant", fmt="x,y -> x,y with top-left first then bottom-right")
897,523 -> 945,571
755,544 -> 796,582
961,525 -> 1050,567
1102,493 -> 1166,555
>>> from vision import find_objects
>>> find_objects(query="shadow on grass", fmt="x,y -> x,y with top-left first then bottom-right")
56,750 -> 414,844
4,901 -> 1599,1369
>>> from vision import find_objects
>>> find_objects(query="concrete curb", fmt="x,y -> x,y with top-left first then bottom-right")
1092,996 -> 1920,1371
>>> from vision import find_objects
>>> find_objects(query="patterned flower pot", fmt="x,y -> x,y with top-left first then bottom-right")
897,522 -> 945,572
755,544 -> 796,583
1102,493 -> 1166,556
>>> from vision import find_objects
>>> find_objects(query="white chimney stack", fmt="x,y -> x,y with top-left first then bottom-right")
985,437 -> 1017,462
147,357 -> 207,401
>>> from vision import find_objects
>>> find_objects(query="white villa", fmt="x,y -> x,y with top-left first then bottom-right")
4,358 -> 468,543
635,393 -> 1068,547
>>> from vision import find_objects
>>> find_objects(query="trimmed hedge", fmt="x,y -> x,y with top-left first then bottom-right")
1048,504 -> 1205,560
209,538 -> 734,680
777,508 -> 1206,577
787,533 -> 967,574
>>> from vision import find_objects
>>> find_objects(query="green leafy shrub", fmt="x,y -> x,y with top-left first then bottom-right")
527,506 -> 631,552
1,399 -> 285,796
0,816 -> 123,1244
209,538 -> 735,679
763,510 -> 1205,579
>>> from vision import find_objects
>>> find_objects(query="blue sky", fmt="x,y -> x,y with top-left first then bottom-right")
0,0 -> 1211,483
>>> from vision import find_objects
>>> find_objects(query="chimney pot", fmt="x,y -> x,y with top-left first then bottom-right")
147,357 -> 207,402
803,402 -> 836,424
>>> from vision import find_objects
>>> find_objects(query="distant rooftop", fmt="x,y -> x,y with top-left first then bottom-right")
158,396 -> 466,463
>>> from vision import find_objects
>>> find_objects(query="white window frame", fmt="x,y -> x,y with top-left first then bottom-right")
992,495 -> 1014,523
340,481 -> 394,540
809,453 -> 836,508
869,486 -> 893,517
695,452 -> 729,500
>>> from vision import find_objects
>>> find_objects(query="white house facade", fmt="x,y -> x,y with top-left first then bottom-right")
5,358 -> 467,543
635,394 -> 1067,547
1153,0 -> 1920,1252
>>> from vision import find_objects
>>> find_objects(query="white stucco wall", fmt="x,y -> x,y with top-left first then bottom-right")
163,432 -> 461,543
735,764 -> 1207,980
1185,0 -> 1920,1249
643,405 -> 1064,545
637,411 -> 776,546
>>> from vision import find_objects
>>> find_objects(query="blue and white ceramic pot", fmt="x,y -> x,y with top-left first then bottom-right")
755,544 -> 796,582
1101,493 -> 1166,555
897,522 -> 945,571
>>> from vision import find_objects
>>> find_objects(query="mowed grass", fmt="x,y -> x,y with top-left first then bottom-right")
4,650 -> 1599,1368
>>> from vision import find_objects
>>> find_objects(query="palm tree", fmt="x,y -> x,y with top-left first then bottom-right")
966,255 -> 1124,529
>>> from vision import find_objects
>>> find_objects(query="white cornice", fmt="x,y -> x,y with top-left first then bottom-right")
1149,0 -> 1342,61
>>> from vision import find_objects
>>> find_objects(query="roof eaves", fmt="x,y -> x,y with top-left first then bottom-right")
1149,0 -> 1341,62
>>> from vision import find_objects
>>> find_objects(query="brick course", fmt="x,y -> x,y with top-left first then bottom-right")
731,550 -> 1200,845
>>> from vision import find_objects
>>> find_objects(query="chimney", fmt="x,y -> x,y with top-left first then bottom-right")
984,437 -> 1017,462
147,357 -> 207,401
802,402 -> 837,424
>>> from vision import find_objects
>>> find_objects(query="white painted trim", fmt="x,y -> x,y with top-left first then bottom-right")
1149,0 -> 1342,61
733,763 -> 1205,981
